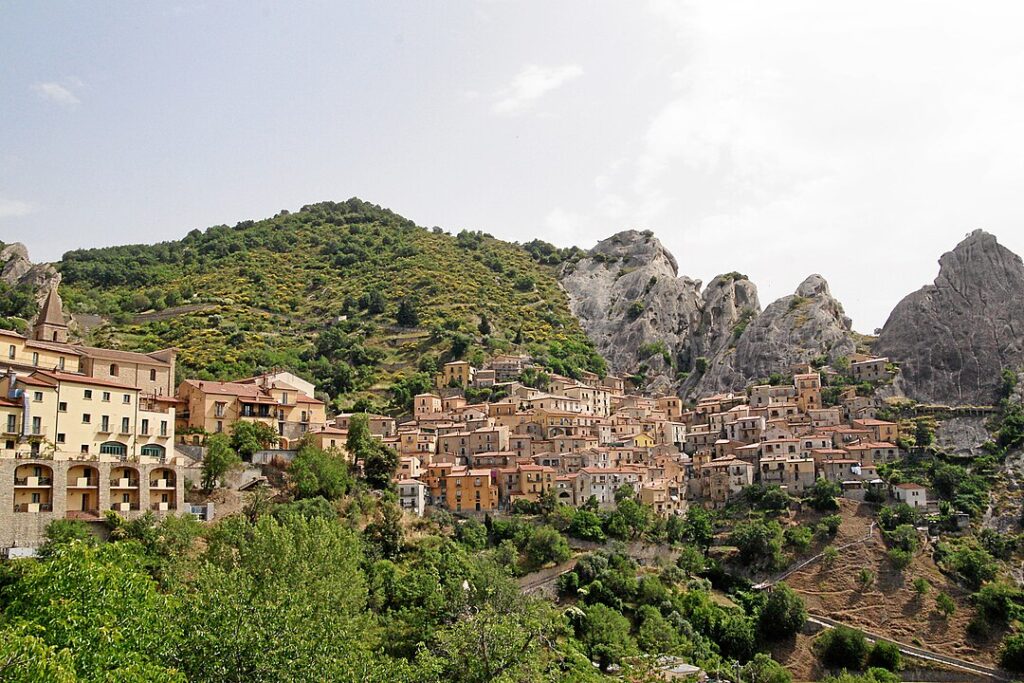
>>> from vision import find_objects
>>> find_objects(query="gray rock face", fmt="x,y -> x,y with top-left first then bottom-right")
1,242 -> 59,293
691,274 -> 857,395
560,230 -> 704,394
875,230 -> 1024,405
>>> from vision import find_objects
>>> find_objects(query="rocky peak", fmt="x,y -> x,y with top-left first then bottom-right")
589,229 -> 680,277
690,273 -> 856,394
876,230 -> 1024,404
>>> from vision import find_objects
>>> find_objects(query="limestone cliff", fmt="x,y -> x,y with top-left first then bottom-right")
875,230 -> 1024,405
690,274 -> 857,395
1,242 -> 60,294
559,230 -> 704,395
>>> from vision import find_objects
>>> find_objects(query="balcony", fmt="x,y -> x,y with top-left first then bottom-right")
111,502 -> 140,512
14,476 -> 52,487
109,478 -> 139,489
150,501 -> 176,512
97,424 -> 113,434
149,478 -> 175,489
69,477 -> 98,488
14,502 -> 53,513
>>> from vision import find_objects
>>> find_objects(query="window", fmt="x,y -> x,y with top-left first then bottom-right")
141,419 -> 149,435
109,364 -> 119,376
149,369 -> 157,382
6,414 -> 16,433
101,416 -> 110,431
141,444 -> 165,458
7,345 -> 13,359
216,421 -> 223,433
31,416 -> 41,435
58,401 -> 67,412
82,413 -> 91,424
58,357 -> 65,370
32,352 -> 39,366
102,392 -> 110,402
56,433 -> 65,444
5,439 -> 13,449
215,402 -> 226,418
100,442 -> 126,456
32,391 -> 42,403
122,394 -> 131,404
84,389 -> 92,400
160,420 -> 168,437
80,445 -> 89,454
121,417 -> 130,433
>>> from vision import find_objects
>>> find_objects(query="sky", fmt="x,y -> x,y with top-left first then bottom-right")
3,1 -> 1024,332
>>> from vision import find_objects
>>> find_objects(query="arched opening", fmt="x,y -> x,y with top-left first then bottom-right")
109,363 -> 119,377
13,463 -> 53,512
67,465 -> 100,517
109,466 -> 140,512
149,467 -> 177,512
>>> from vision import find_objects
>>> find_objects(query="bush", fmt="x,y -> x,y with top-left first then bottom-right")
784,525 -> 813,552
1000,632 -> 1024,672
758,583 -> 807,640
731,520 -> 784,569
816,626 -> 868,669
808,478 -> 841,512
867,641 -> 902,671
935,592 -> 956,617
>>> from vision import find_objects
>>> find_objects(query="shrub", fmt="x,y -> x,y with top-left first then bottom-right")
816,625 -> 868,669
758,583 -> 807,640
1000,632 -> 1024,672
867,641 -> 902,671
935,592 -> 956,617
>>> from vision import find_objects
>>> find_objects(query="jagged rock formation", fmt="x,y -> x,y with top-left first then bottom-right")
690,274 -> 857,395
0,242 -> 61,298
875,230 -> 1024,405
559,230 -> 705,394
560,231 -> 862,397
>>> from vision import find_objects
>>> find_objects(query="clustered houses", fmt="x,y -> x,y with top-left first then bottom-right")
312,356 -> 905,518
0,287 -> 185,555
1,287 -> 335,555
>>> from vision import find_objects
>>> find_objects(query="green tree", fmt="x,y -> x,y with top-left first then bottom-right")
525,526 -> 571,568
0,623 -> 78,683
396,299 -> 419,327
816,626 -> 868,669
477,313 -> 491,336
935,592 -> 956,617
808,477 -> 841,511
576,603 -> 637,671
289,444 -> 351,500
230,420 -> 279,459
363,442 -> 399,489
39,519 -> 97,557
683,506 -> 715,552
758,582 -> 807,640
731,519 -> 784,569
3,542 -> 180,680
867,641 -> 902,672
1000,632 -> 1024,672
568,509 -> 606,543
743,653 -> 792,683
201,433 -> 241,491
912,577 -> 930,596
364,500 -> 405,560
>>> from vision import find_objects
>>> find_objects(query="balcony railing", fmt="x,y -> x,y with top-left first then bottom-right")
109,478 -> 139,488
150,502 -> 176,512
68,477 -> 98,488
110,502 -> 140,512
14,503 -> 53,513
14,476 -> 52,487
149,479 -> 175,489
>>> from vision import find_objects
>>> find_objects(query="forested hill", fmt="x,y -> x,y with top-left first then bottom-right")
56,198 -> 603,409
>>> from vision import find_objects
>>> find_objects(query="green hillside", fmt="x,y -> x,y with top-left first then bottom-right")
56,199 -> 603,409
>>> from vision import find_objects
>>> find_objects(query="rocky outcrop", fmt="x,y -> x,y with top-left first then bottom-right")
1,242 -> 60,297
560,230 -> 705,394
690,274 -> 857,395
875,230 -> 1024,405
561,231 -> 860,396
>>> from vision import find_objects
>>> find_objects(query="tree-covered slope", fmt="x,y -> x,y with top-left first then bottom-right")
56,199 -> 604,408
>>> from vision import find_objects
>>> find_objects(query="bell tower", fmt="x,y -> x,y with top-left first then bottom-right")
34,285 -> 69,344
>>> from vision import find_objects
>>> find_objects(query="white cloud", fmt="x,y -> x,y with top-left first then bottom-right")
32,81 -> 81,108
0,198 -> 34,219
492,64 -> 583,116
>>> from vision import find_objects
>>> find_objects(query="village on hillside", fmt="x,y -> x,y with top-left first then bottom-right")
0,285 -> 928,556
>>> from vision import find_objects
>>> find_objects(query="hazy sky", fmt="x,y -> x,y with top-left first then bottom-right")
3,1 -> 1024,332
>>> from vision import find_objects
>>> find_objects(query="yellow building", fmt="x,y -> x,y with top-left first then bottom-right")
177,378 -> 327,448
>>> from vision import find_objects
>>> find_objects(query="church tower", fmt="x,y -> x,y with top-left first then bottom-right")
34,285 -> 69,344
